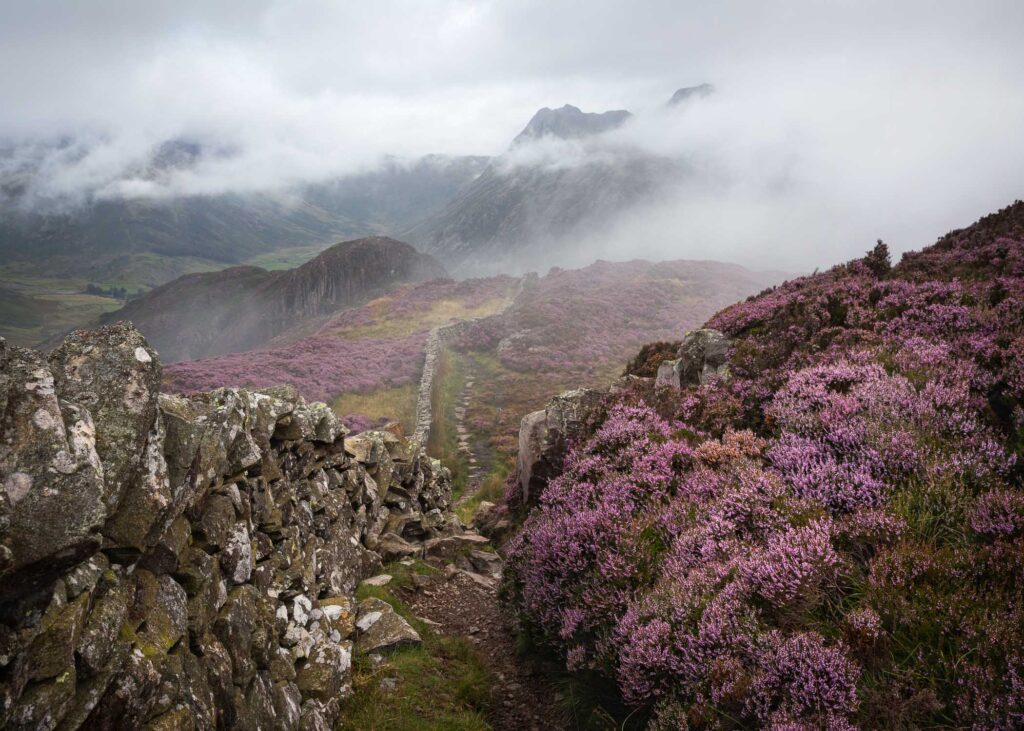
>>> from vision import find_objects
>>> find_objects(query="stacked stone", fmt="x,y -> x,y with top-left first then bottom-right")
411,327 -> 442,445
654,328 -> 732,390
0,323 -> 456,730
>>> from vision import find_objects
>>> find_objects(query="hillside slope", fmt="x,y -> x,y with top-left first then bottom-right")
0,193 -> 362,282
504,202 -> 1024,729
403,93 -> 698,274
0,144 -> 487,286
404,153 -> 678,274
403,89 -> 708,272
109,236 -> 447,361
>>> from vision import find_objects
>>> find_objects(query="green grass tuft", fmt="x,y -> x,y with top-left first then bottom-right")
341,560 -> 493,730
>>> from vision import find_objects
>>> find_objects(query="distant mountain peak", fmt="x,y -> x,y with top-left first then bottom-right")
511,104 -> 632,146
668,83 -> 714,106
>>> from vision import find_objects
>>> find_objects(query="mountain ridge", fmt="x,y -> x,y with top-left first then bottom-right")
106,236 -> 447,362
511,104 -> 632,146
405,86 -> 710,273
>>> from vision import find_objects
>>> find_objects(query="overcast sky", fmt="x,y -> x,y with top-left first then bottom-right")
1,0 -> 1023,269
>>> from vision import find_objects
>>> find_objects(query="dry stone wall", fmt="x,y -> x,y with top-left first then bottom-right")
0,323 -> 457,730
412,279 -> 525,446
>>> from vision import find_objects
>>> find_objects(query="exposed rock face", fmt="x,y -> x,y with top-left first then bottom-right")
403,102 -> 679,275
667,83 -> 714,106
107,237 -> 448,362
0,324 -> 456,730
516,388 -> 604,504
676,328 -> 732,387
511,104 -> 631,146
353,597 -> 421,655
655,358 -> 681,389
655,328 -> 732,390
405,153 -> 679,275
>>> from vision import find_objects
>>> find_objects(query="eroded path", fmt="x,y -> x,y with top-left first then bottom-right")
454,365 -> 484,506
398,534 -> 567,731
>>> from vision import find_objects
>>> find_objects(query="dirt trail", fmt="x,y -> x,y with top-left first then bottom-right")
400,558 -> 566,731
411,301 -> 566,728
454,363 -> 486,509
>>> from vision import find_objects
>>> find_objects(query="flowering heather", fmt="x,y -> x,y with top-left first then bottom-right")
969,488 -> 1024,537
741,519 -> 840,608
163,332 -> 428,404
506,201 -> 1024,728
450,259 -> 776,378
748,632 -> 859,729
163,276 -> 510,405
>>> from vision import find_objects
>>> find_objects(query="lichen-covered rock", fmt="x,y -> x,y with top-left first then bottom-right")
135,573 -> 188,654
376,532 -> 418,562
28,591 -> 89,682
7,666 -> 76,731
48,322 -> 161,514
295,641 -> 353,701
195,493 -> 236,550
654,358 -> 681,389
63,553 -> 108,599
220,521 -> 254,585
273,681 -> 302,730
0,326 -> 457,730
354,598 -> 422,654
423,532 -> 491,561
77,581 -> 132,675
344,433 -> 381,465
0,341 -> 106,600
319,597 -> 357,640
101,411 -> 171,552
516,387 -> 603,503
675,327 -> 731,386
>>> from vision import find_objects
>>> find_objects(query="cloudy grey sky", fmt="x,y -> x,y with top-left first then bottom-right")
1,0 -> 1023,268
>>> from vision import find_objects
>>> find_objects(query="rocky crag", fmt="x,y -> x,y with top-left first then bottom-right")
0,323 -> 460,730
106,237 -> 448,362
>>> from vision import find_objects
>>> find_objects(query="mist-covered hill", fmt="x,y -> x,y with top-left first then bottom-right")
504,201 -> 1024,729
107,236 -> 446,362
0,141 -> 487,286
402,88 -> 706,274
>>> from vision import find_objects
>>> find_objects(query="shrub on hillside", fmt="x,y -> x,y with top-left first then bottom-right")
164,276 -> 511,405
505,202 -> 1024,729
624,341 -> 682,378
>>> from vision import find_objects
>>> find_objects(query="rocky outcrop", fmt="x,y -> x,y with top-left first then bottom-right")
667,84 -> 714,106
403,99 -> 681,275
108,237 -> 448,362
516,388 -> 604,504
0,324 -> 456,730
655,328 -> 732,390
515,330 -> 732,505
511,104 -> 631,146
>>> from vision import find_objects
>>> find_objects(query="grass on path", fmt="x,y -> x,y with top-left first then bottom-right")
340,560 -> 493,731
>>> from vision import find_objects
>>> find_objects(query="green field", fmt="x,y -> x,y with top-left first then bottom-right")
0,243 -> 343,348
242,244 -> 333,270
332,384 -> 419,434
0,278 -> 123,347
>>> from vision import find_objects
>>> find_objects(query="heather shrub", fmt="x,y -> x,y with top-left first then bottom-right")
505,202 -> 1024,728
163,276 -> 511,415
625,340 -> 682,378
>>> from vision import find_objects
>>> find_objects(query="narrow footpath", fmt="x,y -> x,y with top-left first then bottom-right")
398,529 -> 567,731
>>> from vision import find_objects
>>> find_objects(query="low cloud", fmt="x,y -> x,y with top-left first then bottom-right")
0,0 -> 1021,271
